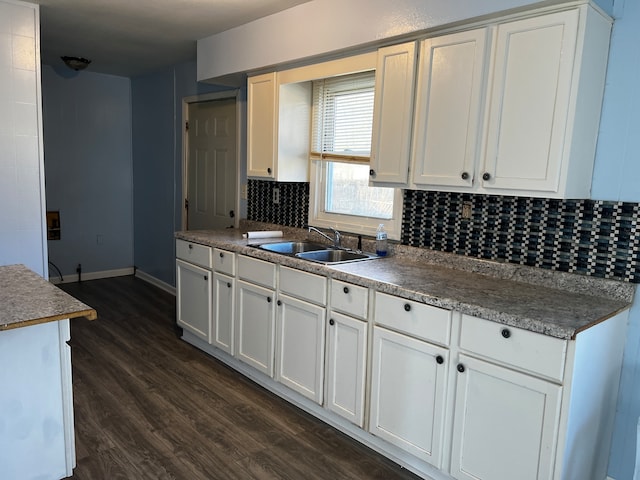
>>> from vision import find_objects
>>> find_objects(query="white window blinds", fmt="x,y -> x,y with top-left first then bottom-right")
310,71 -> 375,163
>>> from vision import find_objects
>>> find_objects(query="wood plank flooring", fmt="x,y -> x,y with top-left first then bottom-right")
61,276 -> 421,480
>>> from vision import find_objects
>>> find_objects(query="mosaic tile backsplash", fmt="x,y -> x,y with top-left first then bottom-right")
247,180 -> 640,283
403,191 -> 640,283
247,180 -> 309,228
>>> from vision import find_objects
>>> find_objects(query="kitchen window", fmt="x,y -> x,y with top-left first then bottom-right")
308,71 -> 402,239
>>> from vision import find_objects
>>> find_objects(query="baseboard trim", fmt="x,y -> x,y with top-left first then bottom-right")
135,270 -> 176,295
606,476 -> 615,480
49,267 -> 134,284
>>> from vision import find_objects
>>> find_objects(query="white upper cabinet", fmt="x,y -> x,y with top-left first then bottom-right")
369,42 -> 417,185
481,8 -> 599,197
411,29 -> 488,189
247,72 -> 277,178
247,72 -> 311,181
371,4 -> 611,199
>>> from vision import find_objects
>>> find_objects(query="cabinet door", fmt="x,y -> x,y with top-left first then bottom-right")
411,28 -> 488,189
482,10 -> 578,193
450,354 -> 562,480
212,272 -> 234,355
369,326 -> 448,466
247,72 -> 276,178
326,311 -> 367,427
176,259 -> 211,342
275,294 -> 326,404
235,280 -> 275,376
370,41 -> 417,185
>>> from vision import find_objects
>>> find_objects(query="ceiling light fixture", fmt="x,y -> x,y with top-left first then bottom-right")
61,56 -> 91,71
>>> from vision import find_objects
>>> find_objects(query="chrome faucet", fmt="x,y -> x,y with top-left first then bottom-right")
306,225 -> 341,248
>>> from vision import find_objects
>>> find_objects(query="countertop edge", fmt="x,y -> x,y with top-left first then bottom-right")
0,264 -> 98,331
0,308 -> 98,332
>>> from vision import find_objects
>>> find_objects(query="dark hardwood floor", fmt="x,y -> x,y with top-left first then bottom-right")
61,276 -> 421,480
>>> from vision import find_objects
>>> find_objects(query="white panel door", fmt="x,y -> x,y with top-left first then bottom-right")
482,10 -> 578,192
176,259 -> 211,342
450,354 -> 562,480
275,294 -> 326,403
247,72 -> 276,178
187,98 -> 237,230
370,41 -> 417,185
411,28 -> 488,188
212,272 -> 234,354
235,280 -> 275,376
369,326 -> 448,466
326,311 -> 367,427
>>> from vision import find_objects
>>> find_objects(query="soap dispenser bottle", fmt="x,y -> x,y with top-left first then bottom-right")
376,224 -> 388,257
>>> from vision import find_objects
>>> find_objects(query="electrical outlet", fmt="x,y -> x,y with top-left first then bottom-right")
462,201 -> 472,220
241,184 -> 248,200
273,188 -> 280,205
96,234 -> 104,245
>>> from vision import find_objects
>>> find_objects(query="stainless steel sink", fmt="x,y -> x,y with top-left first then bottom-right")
252,241 -> 379,264
257,241 -> 328,254
295,249 -> 378,264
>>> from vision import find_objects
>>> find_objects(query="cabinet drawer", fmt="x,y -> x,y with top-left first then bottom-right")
459,314 -> 567,381
238,255 -> 276,289
330,280 -> 369,320
374,292 -> 451,346
176,239 -> 212,269
213,248 -> 235,275
279,266 -> 327,305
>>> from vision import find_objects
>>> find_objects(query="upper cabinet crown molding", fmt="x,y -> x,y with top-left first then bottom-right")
370,2 -> 611,199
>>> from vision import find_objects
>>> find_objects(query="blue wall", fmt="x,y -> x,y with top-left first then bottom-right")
131,61 -> 230,286
591,1 -> 640,478
42,65 -> 133,279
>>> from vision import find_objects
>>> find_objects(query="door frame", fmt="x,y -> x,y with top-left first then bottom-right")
181,89 -> 241,231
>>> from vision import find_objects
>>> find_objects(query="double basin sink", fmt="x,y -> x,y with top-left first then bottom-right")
252,241 -> 379,265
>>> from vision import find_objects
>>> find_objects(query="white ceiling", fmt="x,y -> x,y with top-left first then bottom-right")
22,0 -> 312,77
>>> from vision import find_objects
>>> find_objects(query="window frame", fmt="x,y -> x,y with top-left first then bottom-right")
276,52 -> 403,241
309,159 -> 403,240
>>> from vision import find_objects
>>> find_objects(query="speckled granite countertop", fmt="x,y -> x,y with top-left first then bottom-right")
176,224 -> 635,340
0,264 -> 97,331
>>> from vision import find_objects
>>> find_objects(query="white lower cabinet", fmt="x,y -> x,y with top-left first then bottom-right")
176,259 -> 212,342
326,310 -> 368,427
369,326 -> 448,467
275,293 -> 326,403
176,245 -> 627,480
212,272 -> 234,354
235,279 -> 275,376
275,266 -> 327,403
450,354 -> 562,480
